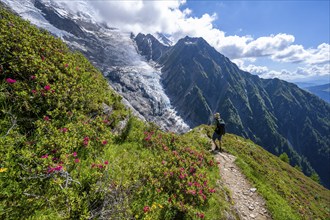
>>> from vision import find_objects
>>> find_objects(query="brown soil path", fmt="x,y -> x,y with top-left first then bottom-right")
214,152 -> 272,220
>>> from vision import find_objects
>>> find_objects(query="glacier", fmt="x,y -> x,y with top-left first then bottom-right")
1,0 -> 190,133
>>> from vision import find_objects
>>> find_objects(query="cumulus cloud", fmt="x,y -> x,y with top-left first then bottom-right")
47,0 -> 329,81
236,62 -> 330,81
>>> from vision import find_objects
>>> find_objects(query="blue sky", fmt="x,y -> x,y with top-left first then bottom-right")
185,1 -> 329,47
181,1 -> 330,84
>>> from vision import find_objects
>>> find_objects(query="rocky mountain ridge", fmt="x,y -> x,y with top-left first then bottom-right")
134,33 -> 330,188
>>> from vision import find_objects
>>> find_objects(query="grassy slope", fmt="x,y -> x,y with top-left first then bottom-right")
1,4 -> 329,220
187,125 -> 330,220
0,6 -> 232,219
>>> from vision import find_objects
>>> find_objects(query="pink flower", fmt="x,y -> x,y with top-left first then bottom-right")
98,164 -> 104,169
143,206 -> 150,213
48,165 -> 63,173
161,160 -> 166,165
30,75 -> 36,80
41,154 -> 48,159
83,136 -> 89,146
104,160 -> 109,165
43,116 -> 50,121
187,190 -> 196,195
73,152 -> 77,157
102,140 -> 108,145
44,85 -> 51,91
47,167 -> 55,173
61,128 -> 68,133
209,188 -> 216,193
54,165 -> 62,171
41,55 -> 45,61
74,158 -> 80,163
64,63 -> 69,68
6,78 -> 16,84
31,89 -> 37,94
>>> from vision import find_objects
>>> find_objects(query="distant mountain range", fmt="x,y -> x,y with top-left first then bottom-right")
135,33 -> 330,188
4,0 -> 329,189
304,83 -> 330,103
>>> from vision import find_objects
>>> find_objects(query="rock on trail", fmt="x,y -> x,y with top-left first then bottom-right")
215,152 -> 272,220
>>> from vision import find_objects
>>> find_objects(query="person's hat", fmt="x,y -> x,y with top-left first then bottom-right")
214,113 -> 220,119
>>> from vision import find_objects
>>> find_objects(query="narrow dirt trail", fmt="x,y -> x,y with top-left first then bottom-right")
214,152 -> 272,220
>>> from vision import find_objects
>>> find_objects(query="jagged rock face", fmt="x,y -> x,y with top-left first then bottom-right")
5,0 -> 190,133
135,34 -> 330,188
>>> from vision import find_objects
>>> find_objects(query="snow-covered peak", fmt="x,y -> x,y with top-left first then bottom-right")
155,32 -> 173,46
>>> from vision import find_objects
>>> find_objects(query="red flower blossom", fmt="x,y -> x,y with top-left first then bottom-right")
44,85 -> 51,91
31,89 -> 37,94
6,78 -> 16,84
41,55 -> 45,61
83,136 -> 89,146
143,206 -> 150,213
104,160 -> 109,165
74,158 -> 80,163
102,140 -> 108,145
64,63 -> 69,68
43,116 -> 50,121
197,213 -> 205,219
41,154 -> 48,159
209,188 -> 216,193
30,75 -> 36,80
73,152 -> 77,157
54,165 -> 62,171
47,165 -> 63,173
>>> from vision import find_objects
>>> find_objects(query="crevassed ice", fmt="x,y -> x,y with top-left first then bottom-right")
3,0 -> 190,133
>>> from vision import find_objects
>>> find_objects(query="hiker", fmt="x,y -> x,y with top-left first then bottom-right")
212,112 -> 225,153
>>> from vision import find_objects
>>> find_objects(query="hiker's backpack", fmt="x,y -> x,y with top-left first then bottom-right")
215,119 -> 226,135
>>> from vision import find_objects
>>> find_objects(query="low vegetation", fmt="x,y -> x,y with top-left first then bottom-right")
1,5 -> 329,220
189,125 -> 330,220
0,6 -> 231,219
